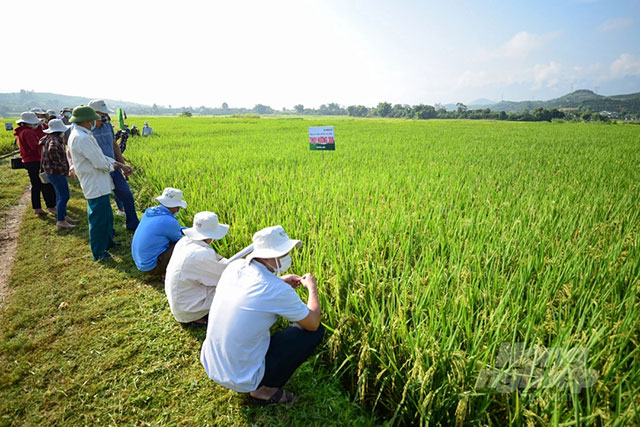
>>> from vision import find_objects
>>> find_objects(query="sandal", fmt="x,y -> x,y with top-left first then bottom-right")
184,317 -> 208,328
250,388 -> 297,405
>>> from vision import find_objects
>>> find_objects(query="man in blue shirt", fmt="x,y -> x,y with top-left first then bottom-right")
88,99 -> 140,231
131,187 -> 188,275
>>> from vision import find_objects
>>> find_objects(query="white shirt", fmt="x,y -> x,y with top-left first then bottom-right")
165,236 -> 227,323
67,125 -> 115,200
200,259 -> 309,393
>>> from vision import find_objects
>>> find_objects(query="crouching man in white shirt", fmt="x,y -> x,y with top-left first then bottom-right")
200,225 -> 323,405
165,211 -> 229,327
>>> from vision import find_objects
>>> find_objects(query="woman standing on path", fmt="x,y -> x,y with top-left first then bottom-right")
14,112 -> 57,216
39,119 -> 79,230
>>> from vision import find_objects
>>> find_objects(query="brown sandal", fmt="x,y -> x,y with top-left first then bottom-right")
250,388 -> 297,405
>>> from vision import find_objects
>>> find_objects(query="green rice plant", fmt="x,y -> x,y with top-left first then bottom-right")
126,117 -> 640,425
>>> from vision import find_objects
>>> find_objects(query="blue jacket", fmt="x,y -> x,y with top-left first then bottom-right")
131,205 -> 184,271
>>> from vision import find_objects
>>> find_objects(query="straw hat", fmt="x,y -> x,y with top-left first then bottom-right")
88,99 -> 114,114
247,225 -> 301,261
16,112 -> 41,125
155,187 -> 187,209
43,119 -> 71,134
183,212 -> 229,241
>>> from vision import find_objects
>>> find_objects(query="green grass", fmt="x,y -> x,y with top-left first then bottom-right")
1,117 -> 639,425
124,117 -> 640,424
0,119 -> 17,156
0,166 -> 373,425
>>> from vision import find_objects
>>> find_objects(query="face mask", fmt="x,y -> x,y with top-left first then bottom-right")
90,120 -> 97,131
274,254 -> 292,274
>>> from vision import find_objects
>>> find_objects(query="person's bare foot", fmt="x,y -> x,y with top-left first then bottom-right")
250,386 -> 297,404
56,221 -> 76,229
34,209 -> 48,215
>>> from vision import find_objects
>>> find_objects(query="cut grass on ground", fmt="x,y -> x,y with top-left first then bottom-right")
0,172 -> 374,425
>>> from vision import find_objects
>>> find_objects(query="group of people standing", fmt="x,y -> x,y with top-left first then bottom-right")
14,103 -> 323,404
14,101 -> 143,259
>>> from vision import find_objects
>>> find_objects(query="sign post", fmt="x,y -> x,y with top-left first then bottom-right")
309,126 -> 335,153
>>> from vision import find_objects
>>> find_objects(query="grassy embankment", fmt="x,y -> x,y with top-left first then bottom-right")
0,159 -> 372,424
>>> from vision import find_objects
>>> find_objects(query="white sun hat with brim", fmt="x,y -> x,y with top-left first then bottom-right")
155,187 -> 187,209
43,119 -> 71,134
184,211 -> 229,241
247,225 -> 302,261
16,112 -> 41,125
30,107 -> 46,114
46,109 -> 57,117
88,99 -> 114,114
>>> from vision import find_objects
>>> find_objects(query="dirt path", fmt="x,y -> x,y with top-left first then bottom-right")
0,185 -> 29,310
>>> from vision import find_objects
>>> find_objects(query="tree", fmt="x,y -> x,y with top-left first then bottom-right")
581,110 -> 592,122
222,102 -> 229,110
253,104 -> 274,115
294,104 -> 304,113
347,105 -> 369,117
179,111 -> 192,117
376,102 -> 392,117
413,104 -> 436,120
456,102 -> 468,115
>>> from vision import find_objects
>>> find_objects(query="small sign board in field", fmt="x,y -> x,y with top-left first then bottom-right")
309,126 -> 335,151
4,123 -> 13,131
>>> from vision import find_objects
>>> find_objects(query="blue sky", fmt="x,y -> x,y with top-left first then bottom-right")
1,0 -> 638,108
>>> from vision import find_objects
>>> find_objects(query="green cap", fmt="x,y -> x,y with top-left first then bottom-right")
70,105 -> 100,123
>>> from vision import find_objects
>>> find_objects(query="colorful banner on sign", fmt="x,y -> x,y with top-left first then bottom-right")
309,126 -> 335,151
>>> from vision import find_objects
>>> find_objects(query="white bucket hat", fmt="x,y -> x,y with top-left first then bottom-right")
184,211 -> 229,241
30,107 -> 46,114
155,187 -> 187,209
16,112 -> 41,125
88,99 -> 114,114
43,119 -> 71,134
247,225 -> 302,261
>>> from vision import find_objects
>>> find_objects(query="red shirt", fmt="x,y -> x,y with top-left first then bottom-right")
14,125 -> 46,162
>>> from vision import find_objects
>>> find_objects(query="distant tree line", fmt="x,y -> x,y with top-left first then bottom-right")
285,102 -> 633,122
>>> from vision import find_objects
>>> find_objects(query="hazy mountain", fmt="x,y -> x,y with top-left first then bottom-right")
468,98 -> 497,109
487,90 -> 640,113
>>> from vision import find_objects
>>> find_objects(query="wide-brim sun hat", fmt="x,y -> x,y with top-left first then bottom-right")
88,99 -> 114,114
46,109 -> 57,117
155,187 -> 187,209
16,112 -> 41,125
43,119 -> 71,134
30,107 -> 46,114
70,106 -> 100,123
247,225 -> 302,261
184,211 -> 229,241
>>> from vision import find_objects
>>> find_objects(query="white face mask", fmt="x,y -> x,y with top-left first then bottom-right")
90,120 -> 97,131
274,254 -> 292,275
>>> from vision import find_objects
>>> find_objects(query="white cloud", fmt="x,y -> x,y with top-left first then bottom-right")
476,31 -> 560,61
610,53 -> 640,78
598,17 -> 633,32
533,62 -> 563,88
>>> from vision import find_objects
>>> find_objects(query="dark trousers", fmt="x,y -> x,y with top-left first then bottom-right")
45,174 -> 70,221
149,242 -> 177,276
24,161 -> 56,210
87,194 -> 115,261
110,169 -> 139,230
258,324 -> 324,388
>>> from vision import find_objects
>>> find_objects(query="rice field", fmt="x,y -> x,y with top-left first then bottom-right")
125,117 -> 639,425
